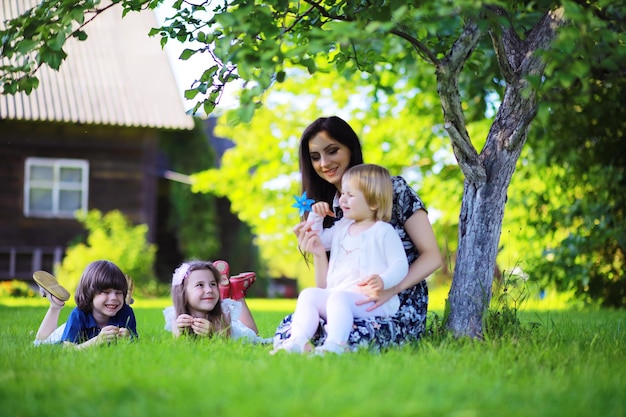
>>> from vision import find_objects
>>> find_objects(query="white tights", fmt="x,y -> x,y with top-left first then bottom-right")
289,287 -> 385,346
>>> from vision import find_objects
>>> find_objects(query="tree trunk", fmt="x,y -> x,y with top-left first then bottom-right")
446,134 -> 523,338
446,76 -> 535,338
441,7 -> 565,338
445,70 -> 536,337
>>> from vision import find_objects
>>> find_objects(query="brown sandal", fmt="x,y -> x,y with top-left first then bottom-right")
33,271 -> 70,302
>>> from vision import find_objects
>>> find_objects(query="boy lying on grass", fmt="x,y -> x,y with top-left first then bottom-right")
33,260 -> 137,349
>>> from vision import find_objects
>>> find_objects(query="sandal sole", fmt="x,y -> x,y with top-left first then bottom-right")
213,260 -> 230,286
33,271 -> 70,302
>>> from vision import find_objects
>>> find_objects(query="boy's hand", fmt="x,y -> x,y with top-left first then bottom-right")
99,325 -> 121,343
117,327 -> 130,339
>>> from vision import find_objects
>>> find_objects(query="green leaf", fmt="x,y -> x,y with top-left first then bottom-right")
203,99 -> 216,115
238,102 -> 255,123
73,30 -> 88,41
39,48 -> 67,70
18,75 -> 39,94
68,7 -> 85,25
184,88 -> 199,99
50,31 -> 66,52
179,48 -> 197,60
197,82 -> 208,94
3,81 -> 18,95
15,39 -> 37,55
200,66 -> 218,82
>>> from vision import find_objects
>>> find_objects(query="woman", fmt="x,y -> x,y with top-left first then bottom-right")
273,116 -> 442,352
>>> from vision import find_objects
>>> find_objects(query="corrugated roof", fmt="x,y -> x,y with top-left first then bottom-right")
0,0 -> 194,130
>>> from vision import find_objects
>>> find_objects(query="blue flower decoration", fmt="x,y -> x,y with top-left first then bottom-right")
292,191 -> 314,216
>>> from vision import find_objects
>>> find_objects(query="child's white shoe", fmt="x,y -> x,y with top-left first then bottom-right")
314,341 -> 347,356
270,337 -> 312,355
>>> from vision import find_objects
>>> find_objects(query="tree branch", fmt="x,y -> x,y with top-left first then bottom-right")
389,28 -> 439,65
302,0 -> 341,20
281,6 -> 317,35
509,7 -> 565,151
486,7 -> 519,85
521,7 -> 566,76
436,19 -> 486,186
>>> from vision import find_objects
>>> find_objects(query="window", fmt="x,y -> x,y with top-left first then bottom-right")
24,158 -> 89,218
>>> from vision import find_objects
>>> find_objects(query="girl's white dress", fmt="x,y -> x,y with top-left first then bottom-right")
163,299 -> 265,342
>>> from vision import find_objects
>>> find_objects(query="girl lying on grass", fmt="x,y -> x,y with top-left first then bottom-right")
163,260 -> 268,343
33,260 -> 137,349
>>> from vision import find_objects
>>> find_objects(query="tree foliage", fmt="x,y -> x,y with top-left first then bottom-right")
511,50 -> 626,307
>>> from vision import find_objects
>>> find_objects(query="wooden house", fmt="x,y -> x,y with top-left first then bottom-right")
0,1 -> 194,280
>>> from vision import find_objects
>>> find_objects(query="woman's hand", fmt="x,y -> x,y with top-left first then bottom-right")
293,221 -> 325,257
293,221 -> 309,240
302,228 -> 326,257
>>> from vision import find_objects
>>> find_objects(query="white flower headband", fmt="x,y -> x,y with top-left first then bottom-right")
172,263 -> 191,286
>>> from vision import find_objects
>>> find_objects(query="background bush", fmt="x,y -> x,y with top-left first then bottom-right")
57,209 -> 158,295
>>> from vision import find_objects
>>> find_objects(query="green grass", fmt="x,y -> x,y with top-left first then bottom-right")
1,288 -> 624,417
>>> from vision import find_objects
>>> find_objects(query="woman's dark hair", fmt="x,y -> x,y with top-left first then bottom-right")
298,116 -> 364,207
74,260 -> 128,311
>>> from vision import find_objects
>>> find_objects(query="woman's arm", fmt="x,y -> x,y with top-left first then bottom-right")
358,210 -> 442,309
395,209 -> 442,290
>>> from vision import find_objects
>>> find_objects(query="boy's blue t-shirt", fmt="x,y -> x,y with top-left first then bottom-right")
60,304 -> 138,344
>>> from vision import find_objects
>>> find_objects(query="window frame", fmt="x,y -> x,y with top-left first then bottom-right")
24,157 -> 89,218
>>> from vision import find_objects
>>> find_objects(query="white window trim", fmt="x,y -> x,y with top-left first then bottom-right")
24,157 -> 89,219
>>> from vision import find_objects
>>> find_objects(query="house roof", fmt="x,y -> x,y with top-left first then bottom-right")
0,1 -> 194,130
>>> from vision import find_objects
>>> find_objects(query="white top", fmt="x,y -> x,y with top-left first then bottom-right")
309,212 -> 409,315
163,299 -> 263,342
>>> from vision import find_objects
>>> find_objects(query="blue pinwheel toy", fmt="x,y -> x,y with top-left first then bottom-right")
292,191 -> 314,216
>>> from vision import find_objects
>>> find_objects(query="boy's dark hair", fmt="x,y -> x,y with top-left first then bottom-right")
75,260 -> 128,311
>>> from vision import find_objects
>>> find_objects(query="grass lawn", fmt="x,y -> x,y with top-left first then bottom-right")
0,284 -> 624,417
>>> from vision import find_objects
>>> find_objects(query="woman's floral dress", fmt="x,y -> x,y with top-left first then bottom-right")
273,176 -> 429,352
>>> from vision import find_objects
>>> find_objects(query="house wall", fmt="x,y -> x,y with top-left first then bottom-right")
0,120 -> 159,280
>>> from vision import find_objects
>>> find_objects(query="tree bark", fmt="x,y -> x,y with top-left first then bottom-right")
447,122 -> 524,338
442,7 -> 565,338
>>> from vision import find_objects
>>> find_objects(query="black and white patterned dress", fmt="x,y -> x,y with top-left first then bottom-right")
273,176 -> 429,352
